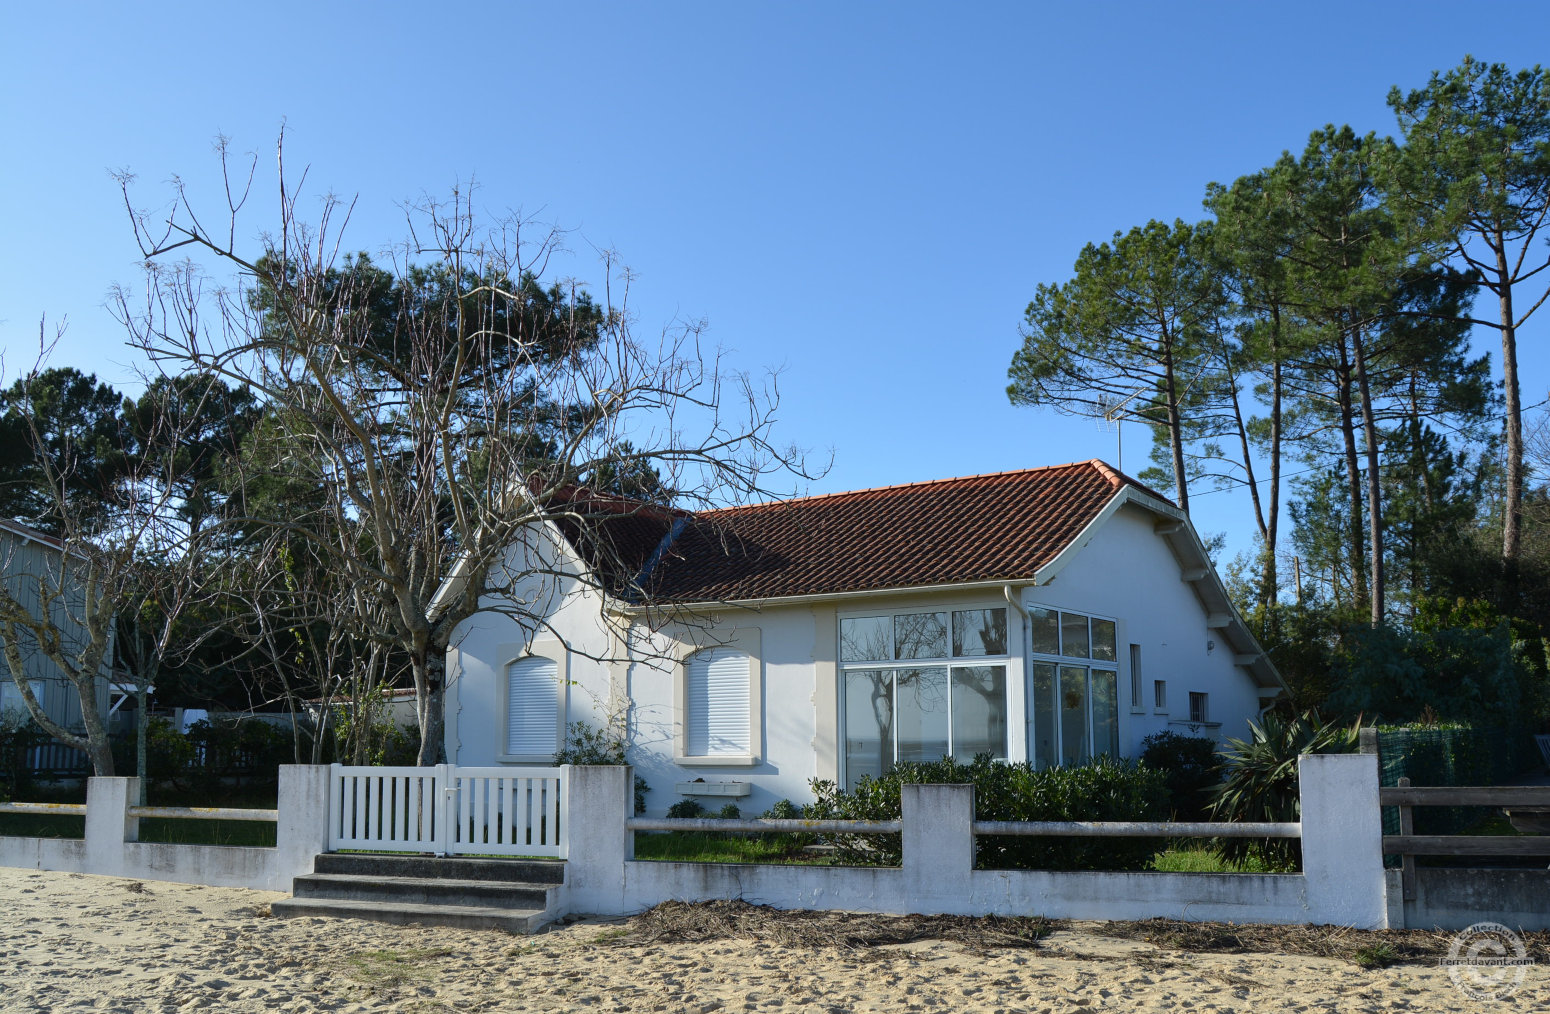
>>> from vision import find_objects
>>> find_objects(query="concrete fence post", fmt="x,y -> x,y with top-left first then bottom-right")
1298,752 -> 1387,928
902,783 -> 974,914
83,776 -> 139,877
273,765 -> 331,892
560,764 -> 632,916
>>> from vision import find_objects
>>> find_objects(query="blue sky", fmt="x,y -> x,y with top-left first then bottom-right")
3,1 -> 1548,566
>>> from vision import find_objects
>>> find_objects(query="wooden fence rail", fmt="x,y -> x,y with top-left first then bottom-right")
1379,780 -> 1550,902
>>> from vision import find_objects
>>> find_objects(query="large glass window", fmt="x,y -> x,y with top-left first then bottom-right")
1026,605 -> 1121,768
840,607 -> 1010,787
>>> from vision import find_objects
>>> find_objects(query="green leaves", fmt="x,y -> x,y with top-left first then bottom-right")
1210,709 -> 1358,866
807,755 -> 1170,870
1008,218 -> 1227,510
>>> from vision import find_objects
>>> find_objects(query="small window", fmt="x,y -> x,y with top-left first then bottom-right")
894,612 -> 948,659
0,679 -> 45,719
840,615 -> 891,662
1189,692 -> 1209,724
686,648 -> 751,756
1129,645 -> 1143,709
1029,608 -> 1059,655
1153,679 -> 1167,712
1060,612 -> 1091,658
505,657 -> 560,757
1091,619 -> 1117,662
952,608 -> 1007,657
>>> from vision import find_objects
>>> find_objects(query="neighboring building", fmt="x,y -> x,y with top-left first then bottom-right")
442,461 -> 1285,815
0,518 -> 112,732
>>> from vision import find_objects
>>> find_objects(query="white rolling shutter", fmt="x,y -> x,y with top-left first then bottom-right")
686,648 -> 751,756
506,656 -> 559,756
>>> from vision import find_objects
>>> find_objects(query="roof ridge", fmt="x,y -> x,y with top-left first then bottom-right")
700,460 -> 1109,516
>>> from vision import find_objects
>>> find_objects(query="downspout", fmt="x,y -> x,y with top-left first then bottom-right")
1003,584 -> 1028,622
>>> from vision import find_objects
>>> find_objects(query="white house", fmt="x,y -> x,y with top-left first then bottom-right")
442,460 -> 1285,816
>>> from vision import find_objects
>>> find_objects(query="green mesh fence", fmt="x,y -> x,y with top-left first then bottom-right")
1376,725 -> 1542,837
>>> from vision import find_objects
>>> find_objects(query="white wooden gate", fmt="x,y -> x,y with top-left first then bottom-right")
327,764 -> 566,857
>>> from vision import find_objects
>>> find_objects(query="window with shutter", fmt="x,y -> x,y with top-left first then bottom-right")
686,648 -> 751,756
505,656 -> 559,757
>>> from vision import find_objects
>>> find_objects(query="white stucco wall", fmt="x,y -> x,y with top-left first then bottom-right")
444,528 -> 826,815
446,504 -> 1273,814
1026,502 -> 1265,758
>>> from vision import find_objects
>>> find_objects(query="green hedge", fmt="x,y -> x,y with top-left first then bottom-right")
806,755 -> 1170,871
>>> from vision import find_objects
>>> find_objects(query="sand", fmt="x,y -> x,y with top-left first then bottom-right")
0,867 -> 1542,1012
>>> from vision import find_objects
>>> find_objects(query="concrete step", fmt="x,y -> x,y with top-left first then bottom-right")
270,896 -> 552,934
292,872 -> 554,909
312,853 -> 565,885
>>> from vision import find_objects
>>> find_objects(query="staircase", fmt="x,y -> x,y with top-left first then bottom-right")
271,853 -> 566,933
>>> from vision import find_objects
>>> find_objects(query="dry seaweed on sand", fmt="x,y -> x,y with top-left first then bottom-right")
1097,917 -> 1550,968
611,900 -> 1059,952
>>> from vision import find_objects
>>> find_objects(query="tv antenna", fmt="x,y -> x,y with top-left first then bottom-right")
1096,387 -> 1148,472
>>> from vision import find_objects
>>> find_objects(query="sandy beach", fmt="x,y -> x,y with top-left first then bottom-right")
0,867 -> 1542,1012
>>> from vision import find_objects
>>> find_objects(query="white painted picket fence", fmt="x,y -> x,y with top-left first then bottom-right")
327,764 -> 566,858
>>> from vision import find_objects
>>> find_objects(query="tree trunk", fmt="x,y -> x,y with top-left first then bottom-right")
1497,236 -> 1522,566
1265,347 -> 1283,609
136,682 -> 149,805
77,673 -> 116,777
413,650 -> 446,766
1335,338 -> 1369,614
1162,347 -> 1190,514
1351,324 -> 1385,626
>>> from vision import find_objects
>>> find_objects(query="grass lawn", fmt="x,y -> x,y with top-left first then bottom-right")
1149,843 -> 1281,873
633,831 -> 1295,873
633,831 -> 830,864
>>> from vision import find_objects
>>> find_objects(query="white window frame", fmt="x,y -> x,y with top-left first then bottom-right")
1026,603 -> 1121,769
496,637 -> 567,763
675,627 -> 763,766
1153,678 -> 1168,714
837,603 -> 1012,787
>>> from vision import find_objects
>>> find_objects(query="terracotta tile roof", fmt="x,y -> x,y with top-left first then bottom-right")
628,460 -> 1168,603
542,489 -> 685,597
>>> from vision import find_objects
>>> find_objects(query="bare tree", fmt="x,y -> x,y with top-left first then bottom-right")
116,137 -> 817,764
0,333 -> 219,776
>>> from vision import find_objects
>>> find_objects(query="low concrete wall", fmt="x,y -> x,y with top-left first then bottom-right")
16,757 -> 1536,932
564,755 -> 1391,928
0,766 -> 329,892
1401,867 -> 1550,931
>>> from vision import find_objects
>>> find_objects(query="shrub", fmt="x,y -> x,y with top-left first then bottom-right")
1140,731 -> 1220,821
807,754 -> 1171,870
1211,709 -> 1358,866
758,798 -> 815,852
666,798 -> 706,819
557,720 -> 649,815
111,717 -> 198,789
716,802 -> 742,819
0,711 -> 53,797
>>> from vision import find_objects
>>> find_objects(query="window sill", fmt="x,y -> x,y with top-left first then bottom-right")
675,754 -> 760,768
1129,707 -> 1147,714
498,753 -> 558,765
1168,719 -> 1221,730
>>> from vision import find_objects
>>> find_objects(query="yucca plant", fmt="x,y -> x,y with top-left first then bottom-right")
1210,709 -> 1360,867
